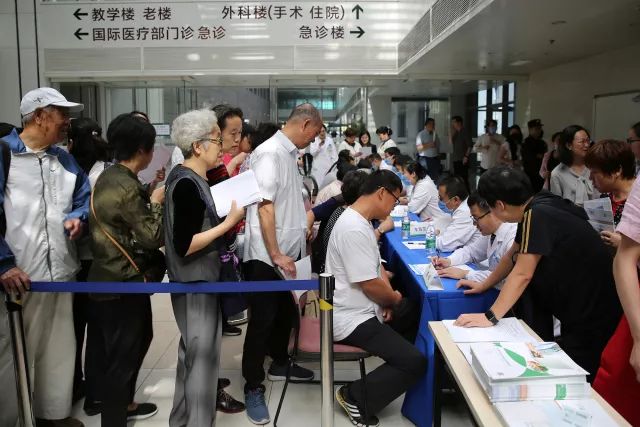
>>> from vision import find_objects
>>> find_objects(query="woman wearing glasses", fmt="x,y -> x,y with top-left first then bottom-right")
549,125 -> 598,206
164,109 -> 246,427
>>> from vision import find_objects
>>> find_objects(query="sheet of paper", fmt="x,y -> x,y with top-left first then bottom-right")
394,221 -> 402,228
360,146 -> 372,157
403,241 -> 426,250
210,170 -> 262,217
442,318 -> 536,343
278,256 -> 313,298
583,198 -> 615,234
409,263 -> 475,276
457,343 -> 473,364
391,205 -> 409,217
494,399 -> 618,427
423,263 -> 443,290
138,144 -> 173,184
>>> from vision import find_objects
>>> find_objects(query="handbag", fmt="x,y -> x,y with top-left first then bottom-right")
90,192 -> 165,282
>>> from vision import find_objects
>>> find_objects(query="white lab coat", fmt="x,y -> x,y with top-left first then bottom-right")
436,199 -> 483,251
379,139 -> 397,153
447,222 -> 518,288
337,140 -> 362,156
309,137 -> 338,188
408,177 -> 450,223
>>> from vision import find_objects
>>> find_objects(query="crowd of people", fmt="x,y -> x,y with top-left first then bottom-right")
0,85 -> 639,427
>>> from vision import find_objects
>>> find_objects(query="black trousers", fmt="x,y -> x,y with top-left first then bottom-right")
452,161 -> 469,189
418,156 -> 441,183
91,294 -> 153,426
338,317 -> 427,415
242,260 -> 296,391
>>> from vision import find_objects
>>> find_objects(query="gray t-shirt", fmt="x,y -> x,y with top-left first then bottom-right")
416,130 -> 440,158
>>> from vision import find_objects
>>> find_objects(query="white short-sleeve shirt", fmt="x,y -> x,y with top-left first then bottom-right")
325,207 -> 383,341
243,130 -> 307,266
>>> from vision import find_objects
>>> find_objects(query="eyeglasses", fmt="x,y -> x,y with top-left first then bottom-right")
627,138 -> 640,144
573,137 -> 591,145
379,186 -> 400,206
471,211 -> 490,225
197,136 -> 223,147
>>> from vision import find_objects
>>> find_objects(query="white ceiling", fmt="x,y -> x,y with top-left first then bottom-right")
401,0 -> 640,76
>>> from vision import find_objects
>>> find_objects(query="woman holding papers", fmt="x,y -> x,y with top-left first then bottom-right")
402,160 -> 449,222
584,139 -> 636,248
164,109 -> 246,427
593,172 -> 640,426
549,125 -> 597,206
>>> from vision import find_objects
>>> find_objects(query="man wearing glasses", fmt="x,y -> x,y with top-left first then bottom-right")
432,192 -> 517,292
435,176 -> 483,251
627,121 -> 640,175
326,170 -> 426,427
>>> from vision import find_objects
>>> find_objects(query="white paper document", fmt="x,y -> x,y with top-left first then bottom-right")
443,318 -> 536,343
138,145 -> 173,184
360,146 -> 372,157
457,343 -> 473,364
423,263 -> 443,290
391,205 -> 409,217
494,399 -> 618,427
410,263 -> 475,276
210,170 -> 262,217
583,198 -> 615,233
403,241 -> 426,250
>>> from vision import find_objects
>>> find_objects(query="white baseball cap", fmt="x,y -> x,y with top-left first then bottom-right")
20,87 -> 84,116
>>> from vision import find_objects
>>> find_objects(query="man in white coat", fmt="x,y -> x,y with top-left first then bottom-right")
308,125 -> 338,189
435,176 -> 482,251
433,193 -> 517,290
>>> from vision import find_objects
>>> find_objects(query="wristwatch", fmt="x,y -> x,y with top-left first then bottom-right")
377,226 -> 385,235
484,309 -> 499,326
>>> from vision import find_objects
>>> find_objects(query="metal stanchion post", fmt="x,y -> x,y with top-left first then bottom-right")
319,273 -> 335,427
5,293 -> 35,427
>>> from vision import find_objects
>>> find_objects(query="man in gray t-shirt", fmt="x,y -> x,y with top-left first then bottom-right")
416,118 -> 441,181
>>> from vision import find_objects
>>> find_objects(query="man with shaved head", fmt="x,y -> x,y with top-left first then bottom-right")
242,104 -> 322,424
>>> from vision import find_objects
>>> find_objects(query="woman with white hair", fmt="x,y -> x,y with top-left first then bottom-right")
164,109 -> 245,427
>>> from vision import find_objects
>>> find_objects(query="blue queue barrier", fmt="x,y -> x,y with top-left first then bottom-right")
5,275 -> 337,427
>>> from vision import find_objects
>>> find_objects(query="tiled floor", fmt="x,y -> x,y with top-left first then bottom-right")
71,294 -> 473,426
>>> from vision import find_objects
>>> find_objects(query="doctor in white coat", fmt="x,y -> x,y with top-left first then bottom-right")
435,176 -> 482,251
433,193 -> 517,290
402,160 -> 450,223
308,125 -> 338,188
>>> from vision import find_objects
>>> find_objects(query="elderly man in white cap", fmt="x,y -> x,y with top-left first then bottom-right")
0,87 -> 90,427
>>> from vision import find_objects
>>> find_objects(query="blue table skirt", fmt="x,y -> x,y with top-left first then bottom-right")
383,216 -> 498,427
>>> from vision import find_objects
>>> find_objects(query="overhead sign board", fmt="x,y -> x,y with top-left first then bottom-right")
38,2 -> 401,48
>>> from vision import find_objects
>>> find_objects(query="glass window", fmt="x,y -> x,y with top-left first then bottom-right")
491,81 -> 503,104
478,89 -> 487,107
508,82 -> 515,102
477,108 -> 486,136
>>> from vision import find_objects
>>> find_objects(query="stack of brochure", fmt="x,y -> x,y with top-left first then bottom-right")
494,399 -> 618,426
469,341 -> 591,402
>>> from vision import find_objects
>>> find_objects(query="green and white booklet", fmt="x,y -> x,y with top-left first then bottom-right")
470,342 -> 590,402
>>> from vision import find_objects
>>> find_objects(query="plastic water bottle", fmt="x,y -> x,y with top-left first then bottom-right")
401,215 -> 410,240
425,220 -> 437,258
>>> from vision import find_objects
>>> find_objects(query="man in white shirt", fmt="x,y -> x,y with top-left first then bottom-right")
436,176 -> 483,251
308,125 -> 338,187
474,119 -> 507,171
433,193 -> 517,289
242,104 -> 323,425
416,118 -> 441,181
327,170 -> 427,427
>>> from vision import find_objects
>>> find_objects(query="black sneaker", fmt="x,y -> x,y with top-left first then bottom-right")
267,361 -> 314,381
83,400 -> 102,417
126,402 -> 158,421
227,310 -> 249,326
223,324 -> 242,336
218,377 -> 231,389
335,385 -> 379,427
216,388 -> 246,413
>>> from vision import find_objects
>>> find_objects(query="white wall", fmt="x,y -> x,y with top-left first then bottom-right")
0,0 -> 42,126
516,43 -> 640,138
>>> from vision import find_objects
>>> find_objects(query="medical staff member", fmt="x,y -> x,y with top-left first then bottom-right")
436,176 -> 482,251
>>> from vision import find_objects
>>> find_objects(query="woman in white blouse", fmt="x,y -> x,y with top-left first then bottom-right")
402,160 -> 450,222
550,125 -> 597,206
376,126 -> 397,153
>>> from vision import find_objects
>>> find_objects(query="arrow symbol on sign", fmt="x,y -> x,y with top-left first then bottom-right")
74,28 -> 89,40
350,26 -> 365,38
73,8 -> 88,20
352,4 -> 364,19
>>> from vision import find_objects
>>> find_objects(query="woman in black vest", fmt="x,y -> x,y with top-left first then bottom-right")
164,109 -> 245,427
